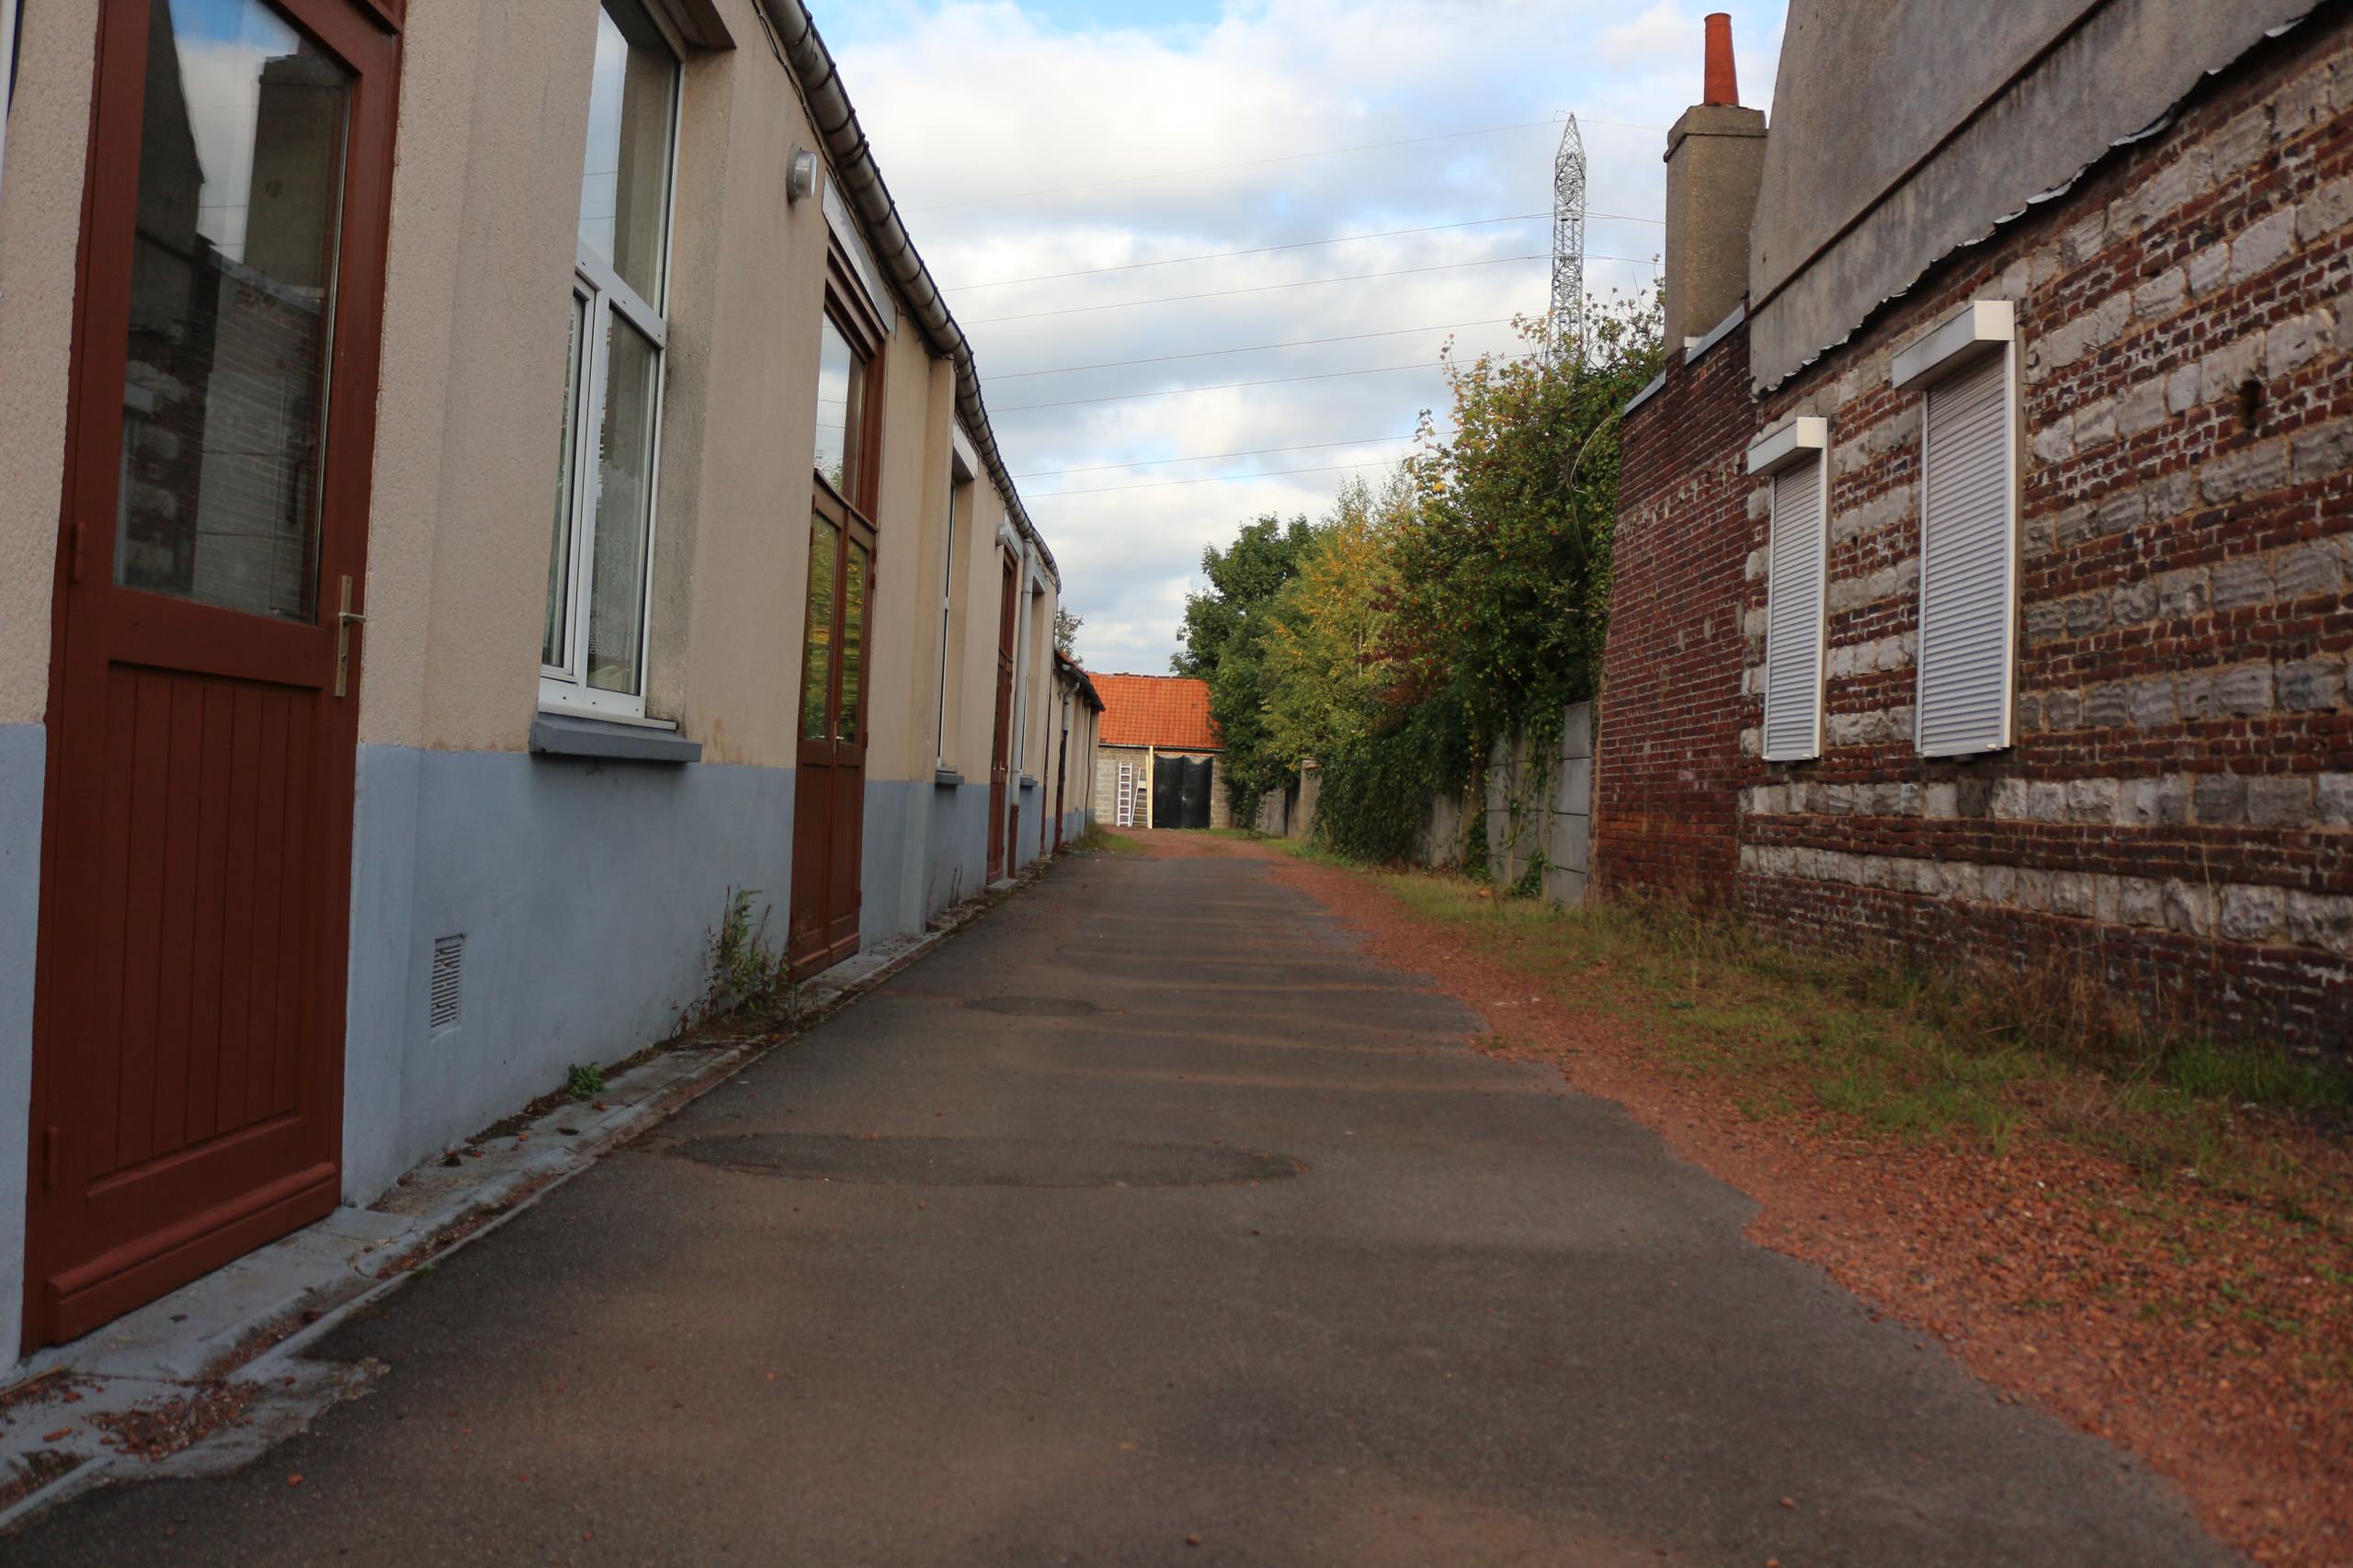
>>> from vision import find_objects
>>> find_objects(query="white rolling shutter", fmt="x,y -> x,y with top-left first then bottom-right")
1763,453 -> 1826,762
1915,347 -> 2016,756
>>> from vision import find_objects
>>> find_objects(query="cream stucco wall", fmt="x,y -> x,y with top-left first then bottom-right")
360,0 -> 834,768
357,0 -> 598,754
0,0 -> 1078,1365
857,336 -> 956,786
0,0 -> 98,725
661,22 -> 833,770
0,0 -> 1069,774
946,482 -> 1012,778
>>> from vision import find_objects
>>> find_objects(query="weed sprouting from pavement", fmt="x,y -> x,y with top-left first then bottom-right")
706,887 -> 785,1017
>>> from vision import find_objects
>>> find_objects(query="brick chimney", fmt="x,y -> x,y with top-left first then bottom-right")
1661,12 -> 1767,348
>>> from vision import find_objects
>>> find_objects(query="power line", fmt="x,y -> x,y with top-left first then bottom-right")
1027,458 -> 1411,500
993,354 -> 1532,414
949,210 -> 1664,291
1013,431 -> 1430,479
970,254 -> 1564,325
907,113 -> 1666,213
992,317 -> 1518,380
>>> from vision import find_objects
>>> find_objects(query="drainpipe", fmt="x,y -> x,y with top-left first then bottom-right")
759,0 -> 1058,589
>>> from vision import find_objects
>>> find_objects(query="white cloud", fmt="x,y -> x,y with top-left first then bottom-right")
820,0 -> 1787,671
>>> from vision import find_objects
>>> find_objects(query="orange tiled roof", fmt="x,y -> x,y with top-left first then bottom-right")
1094,672 -> 1222,751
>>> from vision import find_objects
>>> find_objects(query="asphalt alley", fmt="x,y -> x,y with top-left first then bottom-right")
7,844 -> 2235,1566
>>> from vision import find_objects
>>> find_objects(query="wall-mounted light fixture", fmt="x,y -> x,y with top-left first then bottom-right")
786,146 -> 818,204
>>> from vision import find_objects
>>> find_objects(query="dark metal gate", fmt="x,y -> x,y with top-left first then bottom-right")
1151,755 -> 1212,829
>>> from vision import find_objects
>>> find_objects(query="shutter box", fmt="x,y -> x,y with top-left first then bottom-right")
1898,301 -> 2018,757
1747,418 -> 1830,764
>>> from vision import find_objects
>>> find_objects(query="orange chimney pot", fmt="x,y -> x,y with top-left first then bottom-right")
1703,12 -> 1738,107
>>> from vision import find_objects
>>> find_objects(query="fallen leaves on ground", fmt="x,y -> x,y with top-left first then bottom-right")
87,1381 -> 258,1463
1251,840 -> 2353,1568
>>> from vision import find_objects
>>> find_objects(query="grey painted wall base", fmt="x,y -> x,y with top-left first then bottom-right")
858,778 -> 994,949
923,783 -> 989,923
342,744 -> 794,1203
858,779 -> 920,951
12,742 -> 1008,1360
1015,783 -> 1041,870
0,723 -> 47,1364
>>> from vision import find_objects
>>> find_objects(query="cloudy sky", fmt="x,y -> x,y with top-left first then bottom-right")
812,0 -> 1788,673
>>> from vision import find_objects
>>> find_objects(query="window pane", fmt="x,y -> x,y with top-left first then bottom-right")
116,0 -> 351,623
800,520 -> 838,741
544,292 -> 588,668
813,314 -> 866,499
839,540 -> 868,744
585,312 -> 658,694
578,0 -> 674,306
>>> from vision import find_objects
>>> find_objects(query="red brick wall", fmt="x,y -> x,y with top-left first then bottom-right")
1597,16 -> 2353,1060
1590,316 -> 1756,903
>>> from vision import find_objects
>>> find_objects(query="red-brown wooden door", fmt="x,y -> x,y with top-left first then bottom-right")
787,488 -> 874,980
26,0 -> 400,1349
986,555 -> 1017,881
1051,694 -> 1068,853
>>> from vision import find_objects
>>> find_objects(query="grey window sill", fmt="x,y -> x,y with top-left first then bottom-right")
1019,774 -> 1039,790
934,767 -> 964,787
529,711 -> 702,765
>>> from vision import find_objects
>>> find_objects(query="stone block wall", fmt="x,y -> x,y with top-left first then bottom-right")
1598,16 -> 2353,1059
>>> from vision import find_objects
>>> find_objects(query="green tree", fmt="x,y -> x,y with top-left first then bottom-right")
1052,606 -> 1083,658
1171,513 -> 1317,817
1275,296 -> 1666,863
1387,297 -> 1662,745
1259,472 -> 1408,767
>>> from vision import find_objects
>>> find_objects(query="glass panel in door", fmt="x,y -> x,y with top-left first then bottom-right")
838,540 -> 868,744
115,0 -> 352,623
800,520 -> 838,740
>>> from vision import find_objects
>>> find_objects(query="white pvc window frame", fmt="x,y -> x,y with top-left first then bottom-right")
0,0 -> 19,202
938,429 -> 977,769
1748,416 -> 1830,764
540,5 -> 682,723
1895,301 -> 2020,758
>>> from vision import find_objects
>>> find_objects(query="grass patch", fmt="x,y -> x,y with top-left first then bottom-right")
1298,862 -> 2351,1231
1072,824 -> 1147,855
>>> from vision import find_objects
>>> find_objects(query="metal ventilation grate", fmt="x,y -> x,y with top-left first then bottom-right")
428,934 -> 464,1033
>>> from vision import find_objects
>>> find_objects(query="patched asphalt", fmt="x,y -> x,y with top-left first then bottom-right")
7,845 -> 2237,1565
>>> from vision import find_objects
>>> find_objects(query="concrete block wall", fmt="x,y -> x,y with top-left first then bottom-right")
1483,703 -> 1595,905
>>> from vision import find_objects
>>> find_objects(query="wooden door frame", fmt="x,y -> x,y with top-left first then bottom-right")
787,266 -> 885,979
986,550 -> 1016,881
27,0 -> 404,1351
1051,691 -> 1067,852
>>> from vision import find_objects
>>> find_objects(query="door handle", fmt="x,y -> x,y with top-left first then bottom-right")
335,574 -> 365,699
